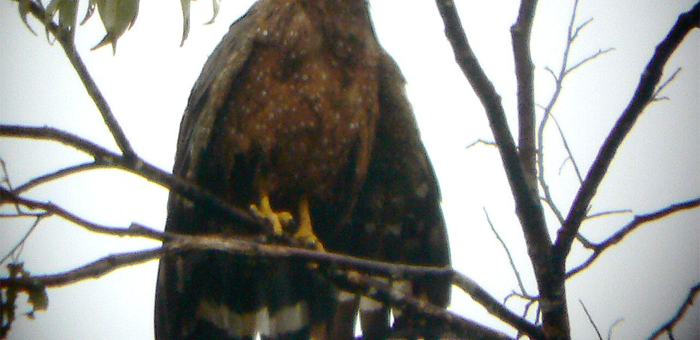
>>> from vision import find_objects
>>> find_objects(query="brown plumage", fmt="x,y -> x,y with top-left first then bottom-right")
155,1 -> 450,339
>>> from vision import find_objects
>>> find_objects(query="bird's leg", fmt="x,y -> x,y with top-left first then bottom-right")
294,198 -> 325,251
249,193 -> 293,236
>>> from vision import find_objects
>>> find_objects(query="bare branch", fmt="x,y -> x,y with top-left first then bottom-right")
330,270 -> 517,340
652,67 -> 682,102
433,0 -> 556,329
14,162 -> 105,194
0,215 -> 43,266
512,0 -> 539,195
570,17 -> 594,42
466,139 -> 497,149
0,124 -> 264,232
0,248 -> 164,289
484,208 -> 528,295
565,47 -> 615,76
586,209 -> 632,220
567,198 -> 700,278
18,0 -> 135,158
452,272 -> 545,340
554,2 -> 700,261
549,113 -> 584,184
1,180 -> 541,338
1,187 -> 166,240
537,0 -> 585,209
648,283 -> 700,340
579,299 -> 603,340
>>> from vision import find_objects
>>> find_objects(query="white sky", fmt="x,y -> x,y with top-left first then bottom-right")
1,0 -> 698,339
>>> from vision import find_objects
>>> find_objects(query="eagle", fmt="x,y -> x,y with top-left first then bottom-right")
155,1 -> 451,339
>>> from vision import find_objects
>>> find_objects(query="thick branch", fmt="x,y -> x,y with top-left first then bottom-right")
512,0 -> 538,195
434,0 -> 559,336
555,2 -> 700,260
2,185 -> 546,337
567,198 -> 700,278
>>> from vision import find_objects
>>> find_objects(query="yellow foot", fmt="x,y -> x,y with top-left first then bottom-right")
294,199 -> 325,251
249,195 -> 293,235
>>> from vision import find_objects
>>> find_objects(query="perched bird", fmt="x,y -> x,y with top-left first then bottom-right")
155,0 -> 450,339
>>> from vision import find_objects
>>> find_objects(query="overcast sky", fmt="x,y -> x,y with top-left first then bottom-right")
1,0 -> 698,339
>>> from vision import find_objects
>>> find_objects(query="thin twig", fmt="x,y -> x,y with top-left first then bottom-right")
1,187 -> 166,240
565,47 -> 615,76
14,162 -> 105,194
549,113 -> 584,184
586,209 -> 632,220
536,0 -> 583,226
652,67 -> 681,102
567,198 -> 700,277
555,2 -> 700,262
483,207 -> 528,295
579,299 -> 603,340
0,215 -> 44,266
648,283 -> 700,340
0,158 -> 22,214
536,1 -> 613,232
466,139 -> 497,149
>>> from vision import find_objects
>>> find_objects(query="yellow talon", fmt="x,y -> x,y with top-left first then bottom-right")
295,198 -> 325,251
249,194 -> 324,251
249,194 -> 292,235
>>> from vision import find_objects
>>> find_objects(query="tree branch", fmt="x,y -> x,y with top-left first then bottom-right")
0,124 -> 264,232
0,248 -> 164,289
434,0 -> 560,336
484,208 -> 527,295
1,184 -> 547,338
331,270 -> 517,340
554,2 -> 700,262
579,299 -> 603,340
0,187 -> 166,240
453,272 -> 545,339
648,283 -> 700,340
567,198 -> 700,278
18,0 -> 136,159
13,162 -> 105,194
512,0 -> 538,195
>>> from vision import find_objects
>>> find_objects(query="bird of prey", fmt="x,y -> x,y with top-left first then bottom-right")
155,1 -> 450,339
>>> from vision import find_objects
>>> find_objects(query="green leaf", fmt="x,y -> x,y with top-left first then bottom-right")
26,281 -> 49,315
180,0 -> 191,47
17,0 -> 37,35
44,0 -> 79,42
205,0 -> 222,25
91,0 -> 140,54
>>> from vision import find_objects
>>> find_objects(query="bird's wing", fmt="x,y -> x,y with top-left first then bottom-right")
172,7 -> 259,185
348,50 -> 452,339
